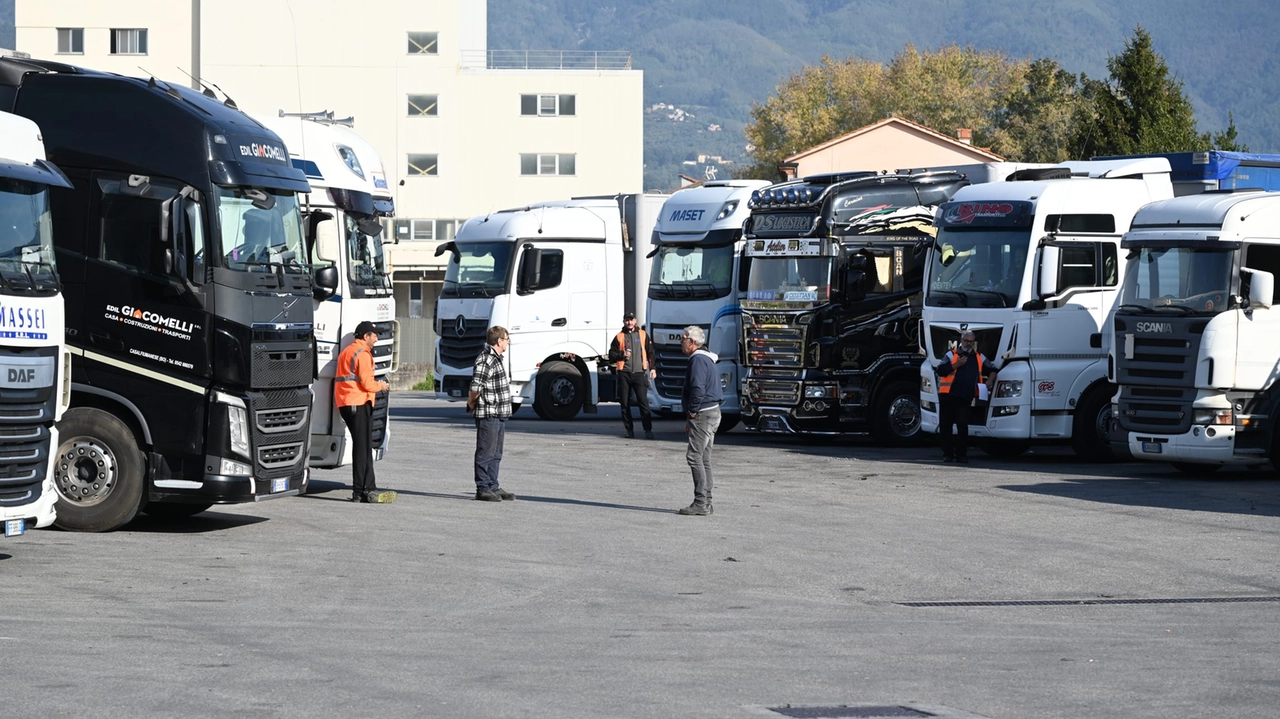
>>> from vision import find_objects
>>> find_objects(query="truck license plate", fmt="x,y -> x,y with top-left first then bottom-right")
4,518 -> 25,537
1141,441 -> 1163,454
272,478 -> 288,493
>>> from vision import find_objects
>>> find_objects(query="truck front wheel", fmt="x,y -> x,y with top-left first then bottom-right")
1072,386 -> 1116,461
53,407 -> 146,532
870,380 -> 922,446
533,361 -> 584,421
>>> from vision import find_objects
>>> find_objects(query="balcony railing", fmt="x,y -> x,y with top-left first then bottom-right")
460,50 -> 632,71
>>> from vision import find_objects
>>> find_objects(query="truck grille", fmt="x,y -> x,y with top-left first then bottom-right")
247,388 -> 311,478
439,322 -> 488,367
746,326 -> 805,368
1113,317 -> 1205,434
749,378 -> 801,404
255,406 -> 308,434
250,342 -> 314,389
371,389 -> 389,447
654,347 -> 689,398
258,441 -> 304,469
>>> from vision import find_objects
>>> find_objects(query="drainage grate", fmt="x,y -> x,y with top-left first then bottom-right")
898,595 -> 1280,608
768,707 -> 933,719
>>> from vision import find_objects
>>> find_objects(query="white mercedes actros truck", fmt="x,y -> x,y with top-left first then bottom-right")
1111,190 -> 1280,474
919,158 -> 1174,459
257,112 -> 398,469
645,179 -> 770,432
0,110 -> 70,537
434,194 -> 667,420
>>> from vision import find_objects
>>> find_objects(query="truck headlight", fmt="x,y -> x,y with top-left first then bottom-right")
804,384 -> 836,398
721,372 -> 732,390
995,380 -> 1023,398
921,375 -> 933,394
228,405 -> 251,458
1193,408 -> 1232,425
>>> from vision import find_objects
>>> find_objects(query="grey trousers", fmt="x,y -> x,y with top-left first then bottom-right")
686,405 -> 721,505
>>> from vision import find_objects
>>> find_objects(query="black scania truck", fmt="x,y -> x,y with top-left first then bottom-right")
0,57 -> 320,531
739,170 -> 968,443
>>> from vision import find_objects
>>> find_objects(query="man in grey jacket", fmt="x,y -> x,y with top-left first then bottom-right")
678,325 -> 723,516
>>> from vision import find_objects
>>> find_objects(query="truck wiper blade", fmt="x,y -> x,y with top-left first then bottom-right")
1154,303 -> 1195,315
929,289 -> 968,306
966,288 -> 1008,307
460,281 -> 492,298
1116,303 -> 1153,314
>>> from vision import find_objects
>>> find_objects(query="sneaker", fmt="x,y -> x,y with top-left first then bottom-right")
644,431 -> 655,440
494,489 -> 516,501
474,491 -> 502,502
349,494 -> 363,503
364,489 -> 398,503
624,430 -> 635,439
677,502 -> 710,516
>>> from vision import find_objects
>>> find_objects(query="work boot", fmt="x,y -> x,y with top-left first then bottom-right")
956,455 -> 969,464
494,488 -> 516,501
364,489 -> 398,503
624,429 -> 635,439
644,430 -> 655,440
677,502 -> 709,516
474,491 -> 502,502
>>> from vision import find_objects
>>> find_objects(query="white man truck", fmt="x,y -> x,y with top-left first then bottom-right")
258,112 -> 397,468
0,110 -> 70,537
646,179 -> 770,432
1111,190 -> 1280,473
919,159 -> 1174,458
434,194 -> 667,420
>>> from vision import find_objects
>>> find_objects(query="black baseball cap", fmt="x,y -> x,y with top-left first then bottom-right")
623,312 -> 636,320
354,321 -> 378,337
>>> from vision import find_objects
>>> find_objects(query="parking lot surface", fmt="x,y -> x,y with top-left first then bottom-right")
2,393 -> 1279,719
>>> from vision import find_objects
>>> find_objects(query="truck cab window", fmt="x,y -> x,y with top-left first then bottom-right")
216,187 -> 305,272
97,178 -> 181,277
1245,244 -> 1280,304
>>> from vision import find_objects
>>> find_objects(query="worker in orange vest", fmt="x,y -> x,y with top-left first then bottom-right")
933,330 -> 998,464
607,311 -> 656,439
335,321 -> 396,503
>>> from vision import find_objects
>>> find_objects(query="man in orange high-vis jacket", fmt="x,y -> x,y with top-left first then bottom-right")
934,330 -> 998,464
607,311 -> 656,439
335,321 -> 396,503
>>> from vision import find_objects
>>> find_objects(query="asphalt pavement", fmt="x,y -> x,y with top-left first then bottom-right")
2,392 -> 1278,719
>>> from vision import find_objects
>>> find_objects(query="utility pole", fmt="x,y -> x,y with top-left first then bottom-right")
190,0 -> 201,90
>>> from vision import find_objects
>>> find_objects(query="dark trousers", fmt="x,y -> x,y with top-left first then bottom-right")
938,394 -> 973,459
618,371 -> 653,432
474,417 -> 506,492
339,402 -> 377,496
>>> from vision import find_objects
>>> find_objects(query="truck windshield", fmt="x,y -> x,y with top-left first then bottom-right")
442,241 -> 513,298
649,244 -> 734,300
345,213 -> 390,288
927,228 -> 1031,308
0,179 -> 57,294
1119,246 -> 1234,315
215,187 -> 306,273
742,256 -> 832,309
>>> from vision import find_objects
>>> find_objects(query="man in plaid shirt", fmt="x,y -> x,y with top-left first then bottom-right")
466,325 -> 515,502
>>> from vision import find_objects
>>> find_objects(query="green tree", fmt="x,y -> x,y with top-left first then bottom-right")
1209,112 -> 1249,152
990,58 -> 1081,163
1072,26 -> 1202,158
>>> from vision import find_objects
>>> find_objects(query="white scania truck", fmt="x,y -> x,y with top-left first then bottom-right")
257,112 -> 397,468
0,110 -> 70,537
918,159 -> 1174,459
646,179 -> 770,432
434,194 -> 667,419
1111,190 -> 1280,473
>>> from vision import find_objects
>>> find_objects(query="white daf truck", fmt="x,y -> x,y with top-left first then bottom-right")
1111,190 -> 1280,473
434,194 -> 667,420
0,110 -> 70,537
645,179 -> 770,432
918,158 -> 1174,459
256,112 -> 398,468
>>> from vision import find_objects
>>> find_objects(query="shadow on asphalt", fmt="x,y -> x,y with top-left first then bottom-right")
305,478 -> 672,513
1001,475 -> 1280,517
120,511 -> 270,533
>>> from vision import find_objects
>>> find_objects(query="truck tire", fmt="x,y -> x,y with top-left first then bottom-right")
533,361 -> 584,421
715,413 -> 740,434
52,407 -> 146,532
869,380 -> 922,446
142,502 -> 214,519
1072,386 -> 1116,461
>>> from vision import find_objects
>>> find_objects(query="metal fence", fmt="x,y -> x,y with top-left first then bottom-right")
460,50 -> 632,71
397,317 -> 437,366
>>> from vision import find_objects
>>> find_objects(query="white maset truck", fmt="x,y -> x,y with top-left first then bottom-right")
0,110 -> 70,537
918,159 -> 1174,458
1111,190 -> 1280,473
257,112 -> 397,468
434,194 -> 667,420
646,179 -> 770,432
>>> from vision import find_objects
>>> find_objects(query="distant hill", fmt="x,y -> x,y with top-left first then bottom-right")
489,0 -> 1280,190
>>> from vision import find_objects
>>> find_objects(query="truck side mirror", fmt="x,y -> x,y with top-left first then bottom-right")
1038,245 -> 1061,298
159,194 -> 187,277
314,265 -> 339,300
842,254 -> 867,302
518,247 -> 542,295
1245,267 -> 1274,309
308,211 -> 339,263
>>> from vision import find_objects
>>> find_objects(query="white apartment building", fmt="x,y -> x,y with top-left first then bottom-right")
16,0 -> 643,356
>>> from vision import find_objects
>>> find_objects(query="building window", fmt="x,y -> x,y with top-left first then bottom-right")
406,154 -> 438,176
393,219 -> 457,241
520,153 -> 576,176
407,32 -> 438,55
110,28 -> 148,55
407,94 -> 438,117
521,94 -> 576,117
56,28 -> 84,54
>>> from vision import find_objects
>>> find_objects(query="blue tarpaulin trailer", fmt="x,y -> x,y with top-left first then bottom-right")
1095,151 -> 1280,195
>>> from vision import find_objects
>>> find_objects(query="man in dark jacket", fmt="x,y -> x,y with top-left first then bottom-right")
607,312 -> 656,439
934,330 -> 997,464
678,325 -> 723,515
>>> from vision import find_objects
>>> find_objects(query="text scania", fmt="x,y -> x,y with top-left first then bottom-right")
238,142 -> 287,162
1135,321 -> 1173,333
669,209 -> 705,222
